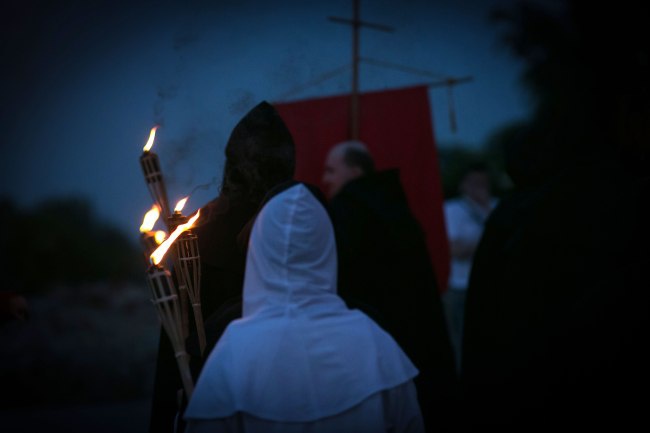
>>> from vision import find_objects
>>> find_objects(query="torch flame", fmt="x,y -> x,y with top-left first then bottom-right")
150,209 -> 201,265
143,126 -> 159,152
174,197 -> 189,213
154,230 -> 167,245
139,204 -> 161,233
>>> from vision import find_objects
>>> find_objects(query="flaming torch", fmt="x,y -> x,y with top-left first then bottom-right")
169,197 -> 189,230
140,126 -> 171,223
147,210 -> 201,399
154,230 -> 167,245
139,204 -> 162,255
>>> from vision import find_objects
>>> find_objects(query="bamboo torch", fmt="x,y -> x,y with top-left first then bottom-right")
140,126 -> 171,224
168,197 -> 191,342
147,210 -> 201,399
176,228 -> 206,355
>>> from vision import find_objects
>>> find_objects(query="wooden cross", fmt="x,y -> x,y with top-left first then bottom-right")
329,0 -> 394,139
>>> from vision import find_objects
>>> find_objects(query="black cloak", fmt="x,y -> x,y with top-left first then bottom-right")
328,169 -> 459,433
461,154 -> 649,432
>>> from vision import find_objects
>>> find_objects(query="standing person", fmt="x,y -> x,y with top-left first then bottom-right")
184,183 -> 424,433
149,101 -> 295,433
322,140 -> 457,432
460,2 -> 650,430
461,126 -> 649,432
442,163 -> 496,372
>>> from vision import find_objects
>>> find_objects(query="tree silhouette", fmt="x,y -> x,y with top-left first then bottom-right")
489,0 -> 649,181
0,196 -> 142,292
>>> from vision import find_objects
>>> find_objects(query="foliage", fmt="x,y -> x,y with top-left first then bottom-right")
0,196 -> 143,293
485,0 -> 649,181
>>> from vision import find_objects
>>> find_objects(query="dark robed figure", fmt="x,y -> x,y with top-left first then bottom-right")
461,128 -> 649,432
322,140 -> 458,433
149,101 -> 295,433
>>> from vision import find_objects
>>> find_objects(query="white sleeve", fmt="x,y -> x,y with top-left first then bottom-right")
383,380 -> 425,433
444,202 -> 464,241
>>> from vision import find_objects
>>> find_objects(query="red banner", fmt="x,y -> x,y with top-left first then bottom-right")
275,85 -> 449,292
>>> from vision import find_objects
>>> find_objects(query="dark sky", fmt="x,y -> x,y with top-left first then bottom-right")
0,0 -> 544,238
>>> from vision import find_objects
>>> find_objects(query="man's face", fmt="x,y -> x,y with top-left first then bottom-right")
322,149 -> 362,199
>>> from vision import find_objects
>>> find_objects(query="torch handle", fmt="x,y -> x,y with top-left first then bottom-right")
174,350 -> 195,399
171,249 -> 190,341
178,284 -> 190,341
192,303 -> 207,357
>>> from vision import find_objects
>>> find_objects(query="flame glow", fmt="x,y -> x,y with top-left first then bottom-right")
150,210 -> 201,265
143,126 -> 159,152
139,205 -> 161,233
154,230 -> 167,245
174,197 -> 189,213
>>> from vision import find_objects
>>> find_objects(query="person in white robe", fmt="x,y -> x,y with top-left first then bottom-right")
184,183 -> 424,433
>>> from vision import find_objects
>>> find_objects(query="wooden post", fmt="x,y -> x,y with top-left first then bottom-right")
350,0 -> 360,139
329,0 -> 394,140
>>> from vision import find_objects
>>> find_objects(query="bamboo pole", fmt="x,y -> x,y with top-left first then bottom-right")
146,265 -> 194,398
177,231 -> 206,356
140,151 -> 171,223
171,251 -> 191,342
168,212 -> 191,342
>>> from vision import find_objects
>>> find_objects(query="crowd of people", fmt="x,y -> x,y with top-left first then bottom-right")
147,97 -> 647,433
150,101 -> 456,433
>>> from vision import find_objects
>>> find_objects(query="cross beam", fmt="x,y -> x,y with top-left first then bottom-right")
329,0 -> 394,139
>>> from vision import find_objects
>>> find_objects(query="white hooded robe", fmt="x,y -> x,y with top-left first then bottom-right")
184,184 -> 424,433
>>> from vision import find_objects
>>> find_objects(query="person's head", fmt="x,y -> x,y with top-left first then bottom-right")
459,163 -> 491,207
243,183 -> 337,316
322,140 -> 374,198
221,101 -> 296,205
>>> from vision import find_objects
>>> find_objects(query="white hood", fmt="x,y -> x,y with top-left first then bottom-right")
185,183 -> 418,422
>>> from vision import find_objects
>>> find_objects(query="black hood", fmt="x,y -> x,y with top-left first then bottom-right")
225,101 -> 294,162
221,101 -> 296,204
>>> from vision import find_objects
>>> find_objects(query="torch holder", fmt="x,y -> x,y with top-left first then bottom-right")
176,230 -> 206,356
146,265 -> 194,398
167,212 -> 188,232
140,151 -> 171,223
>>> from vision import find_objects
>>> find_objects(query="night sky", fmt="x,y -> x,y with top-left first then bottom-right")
1,0 -> 543,239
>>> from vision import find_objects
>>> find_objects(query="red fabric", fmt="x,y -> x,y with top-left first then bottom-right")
274,85 -> 450,292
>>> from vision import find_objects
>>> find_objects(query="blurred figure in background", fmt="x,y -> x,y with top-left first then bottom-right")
323,140 -> 457,432
442,163 -> 496,371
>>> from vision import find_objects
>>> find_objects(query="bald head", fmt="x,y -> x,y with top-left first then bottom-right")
322,140 -> 375,198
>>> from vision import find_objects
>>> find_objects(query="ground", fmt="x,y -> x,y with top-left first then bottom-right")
0,282 -> 160,433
